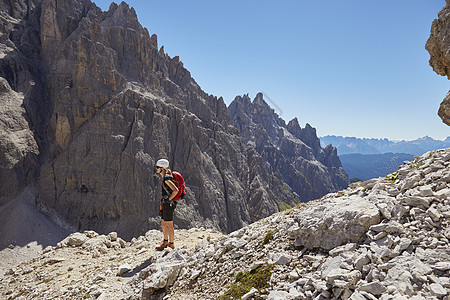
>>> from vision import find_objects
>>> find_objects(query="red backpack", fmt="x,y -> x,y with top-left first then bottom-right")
171,171 -> 186,200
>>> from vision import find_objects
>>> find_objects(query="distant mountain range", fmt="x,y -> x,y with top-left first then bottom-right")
320,136 -> 450,181
320,136 -> 450,156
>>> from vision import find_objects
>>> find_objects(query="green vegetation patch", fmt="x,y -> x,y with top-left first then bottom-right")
408,161 -> 424,170
279,201 -> 292,211
218,264 -> 274,300
385,171 -> 398,183
261,231 -> 274,246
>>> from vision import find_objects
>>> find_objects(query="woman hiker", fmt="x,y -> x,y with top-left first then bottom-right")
155,159 -> 179,250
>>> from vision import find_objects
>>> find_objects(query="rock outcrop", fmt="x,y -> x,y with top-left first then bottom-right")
1,0 -> 321,240
229,93 -> 349,202
0,0 -> 46,206
426,0 -> 450,125
2,148 -> 450,299
0,77 -> 39,206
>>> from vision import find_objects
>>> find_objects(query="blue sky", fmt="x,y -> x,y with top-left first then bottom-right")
93,0 -> 449,140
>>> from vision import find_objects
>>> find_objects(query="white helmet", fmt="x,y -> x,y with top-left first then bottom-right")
155,158 -> 170,169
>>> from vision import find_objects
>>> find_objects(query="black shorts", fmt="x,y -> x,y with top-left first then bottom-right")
161,200 -> 177,221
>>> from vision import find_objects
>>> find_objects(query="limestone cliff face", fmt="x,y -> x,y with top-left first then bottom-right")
228,93 -> 349,202
0,0 -> 307,239
426,0 -> 450,125
0,0 -> 46,206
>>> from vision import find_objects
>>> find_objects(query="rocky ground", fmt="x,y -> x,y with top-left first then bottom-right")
0,227 -> 224,299
1,148 -> 450,299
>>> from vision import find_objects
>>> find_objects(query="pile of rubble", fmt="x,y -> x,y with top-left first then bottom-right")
164,148 -> 450,300
1,149 -> 450,299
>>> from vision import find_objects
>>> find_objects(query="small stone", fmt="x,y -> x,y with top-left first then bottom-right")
117,263 -> 132,276
43,246 -> 54,253
400,196 -> 430,209
64,232 -> 89,247
419,186 -> 433,197
427,207 -> 442,222
268,290 -> 290,299
358,281 -> 387,296
439,277 -> 450,288
354,253 -> 370,271
370,221 -> 405,234
189,270 -> 201,281
386,285 -> 397,294
429,283 -> 447,297
269,253 -> 293,265
393,238 -> 412,253
93,275 -> 106,283
312,280 -> 328,292
289,270 -> 300,280
432,262 -> 450,271
349,291 -> 367,300
435,188 -> 450,200
108,232 -> 118,241
250,261 -> 265,271
241,287 -> 258,300
117,238 -> 127,248
46,257 -> 66,265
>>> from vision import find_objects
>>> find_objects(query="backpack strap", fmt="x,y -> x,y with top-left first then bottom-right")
162,175 -> 174,199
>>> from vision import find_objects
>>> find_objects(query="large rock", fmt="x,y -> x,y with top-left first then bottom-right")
426,0 -> 450,125
426,0 -> 450,79
439,91 -> 450,126
141,249 -> 187,296
288,195 -> 380,250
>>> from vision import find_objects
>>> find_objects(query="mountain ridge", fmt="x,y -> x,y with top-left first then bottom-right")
229,93 -> 348,202
321,135 -> 450,155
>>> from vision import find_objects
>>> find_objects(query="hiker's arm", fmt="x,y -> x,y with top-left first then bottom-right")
165,180 -> 179,200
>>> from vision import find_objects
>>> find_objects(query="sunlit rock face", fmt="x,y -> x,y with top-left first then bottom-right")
426,0 -> 450,125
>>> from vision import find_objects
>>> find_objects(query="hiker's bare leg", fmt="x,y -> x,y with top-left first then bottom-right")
161,220 -> 169,241
167,221 -> 174,243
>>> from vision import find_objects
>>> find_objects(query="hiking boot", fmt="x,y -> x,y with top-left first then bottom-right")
155,240 -> 168,251
168,242 -> 174,249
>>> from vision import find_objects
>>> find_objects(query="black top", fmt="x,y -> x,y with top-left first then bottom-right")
161,174 -> 174,200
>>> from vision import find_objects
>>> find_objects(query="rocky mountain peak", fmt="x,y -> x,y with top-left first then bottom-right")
286,118 -> 320,150
252,91 -> 268,106
101,1 -> 140,30
287,117 -> 301,131
229,93 -> 349,203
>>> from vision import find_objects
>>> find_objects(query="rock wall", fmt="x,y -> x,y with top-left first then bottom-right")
426,0 -> 450,125
0,0 -> 46,206
229,93 -> 349,202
